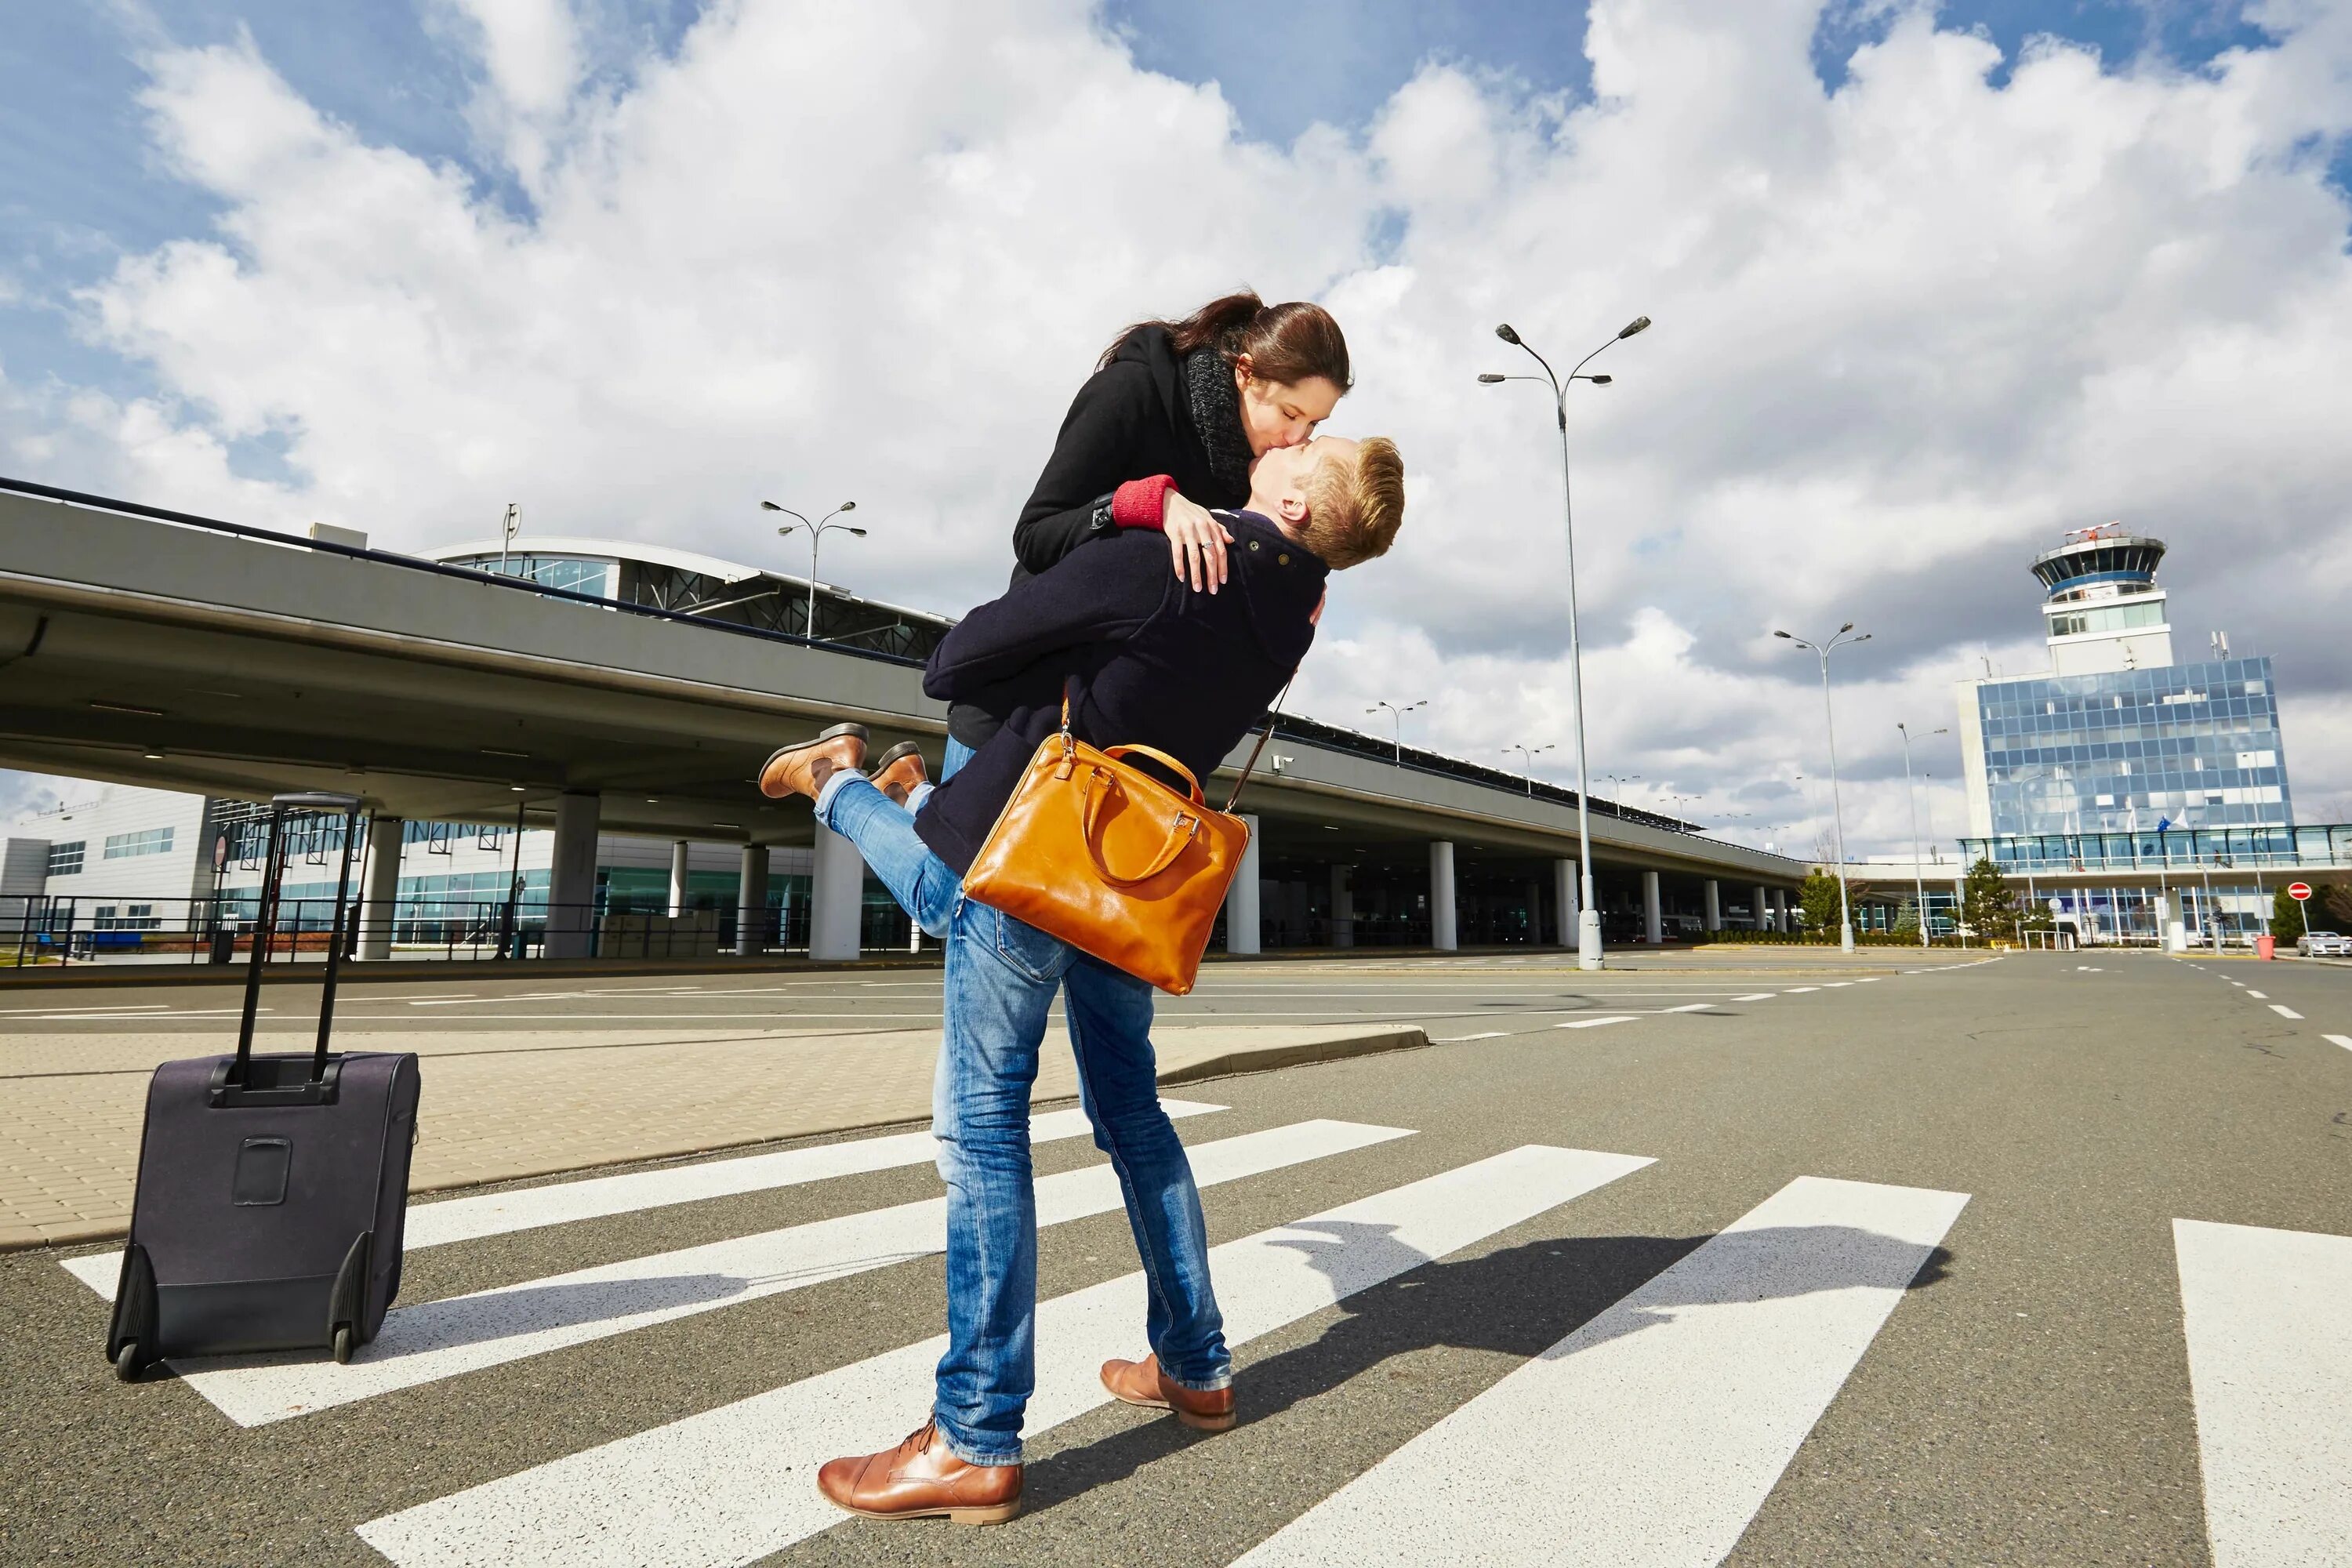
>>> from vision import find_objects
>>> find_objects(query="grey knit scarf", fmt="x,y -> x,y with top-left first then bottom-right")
1181,348 -> 1254,503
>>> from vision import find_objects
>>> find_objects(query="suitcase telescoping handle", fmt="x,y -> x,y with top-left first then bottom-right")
229,793 -> 364,1088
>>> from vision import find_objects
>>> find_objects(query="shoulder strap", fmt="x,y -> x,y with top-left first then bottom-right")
1223,677 -> 1294,815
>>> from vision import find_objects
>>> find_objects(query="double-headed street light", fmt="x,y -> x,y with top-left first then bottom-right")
1775,623 -> 1871,951
760,499 -> 861,641
1367,699 -> 1425,764
1896,721 -> 1948,949
1480,311 -> 1652,970
1502,742 -> 1555,796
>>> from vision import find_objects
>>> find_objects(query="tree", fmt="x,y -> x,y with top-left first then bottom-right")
2321,880 -> 2352,934
1960,858 -> 2017,942
1892,898 -> 1920,938
1798,869 -> 1843,938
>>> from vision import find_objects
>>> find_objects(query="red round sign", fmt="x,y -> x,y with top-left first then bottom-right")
2288,882 -> 2312,901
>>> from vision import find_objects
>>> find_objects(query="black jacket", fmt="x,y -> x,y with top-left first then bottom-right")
916,510 -> 1323,876
948,325 -> 1251,750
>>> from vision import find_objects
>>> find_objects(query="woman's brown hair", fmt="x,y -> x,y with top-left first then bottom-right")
1099,289 -> 1352,391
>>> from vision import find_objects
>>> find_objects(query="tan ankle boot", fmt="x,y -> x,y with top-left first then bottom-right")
759,722 -> 869,800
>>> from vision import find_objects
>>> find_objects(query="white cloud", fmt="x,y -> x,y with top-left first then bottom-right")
6,0 -> 2350,858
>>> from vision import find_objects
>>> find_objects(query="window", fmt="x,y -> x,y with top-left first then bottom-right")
93,904 -> 161,931
46,840 -> 85,876
103,827 -> 175,859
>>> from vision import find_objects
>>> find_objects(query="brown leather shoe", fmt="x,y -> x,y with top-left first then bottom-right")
1100,1354 -> 1236,1432
760,723 -> 868,800
815,1419 -> 1022,1526
868,741 -> 930,804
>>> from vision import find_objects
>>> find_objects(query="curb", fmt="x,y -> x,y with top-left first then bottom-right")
3,1024 -> 1435,1255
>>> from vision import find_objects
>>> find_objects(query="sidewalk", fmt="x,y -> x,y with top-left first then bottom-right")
0,1020 -> 1426,1251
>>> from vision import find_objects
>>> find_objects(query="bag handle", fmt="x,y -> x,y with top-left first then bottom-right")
1222,676 -> 1296,814
1077,765 -> 1203,884
1102,744 -> 1206,805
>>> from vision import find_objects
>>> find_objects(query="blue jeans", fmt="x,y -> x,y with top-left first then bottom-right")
817,765 -> 1230,1465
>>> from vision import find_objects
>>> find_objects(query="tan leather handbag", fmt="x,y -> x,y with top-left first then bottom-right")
961,688 -> 1281,995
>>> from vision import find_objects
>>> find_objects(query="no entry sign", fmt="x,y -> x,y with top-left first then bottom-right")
2288,882 -> 2313,902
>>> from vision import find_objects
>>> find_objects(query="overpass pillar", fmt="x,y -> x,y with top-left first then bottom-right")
1704,879 -> 1722,933
1754,884 -> 1769,931
1642,869 -> 1663,944
1429,841 -> 1457,950
1330,863 -> 1353,948
1554,858 -> 1577,949
358,814 -> 402,960
668,840 -> 691,917
735,844 -> 769,956
546,792 -> 601,960
1225,815 -> 1261,954
1773,887 -> 1788,932
810,820 -> 863,962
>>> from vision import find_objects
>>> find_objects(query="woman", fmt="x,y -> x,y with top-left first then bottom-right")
945,289 -> 1353,764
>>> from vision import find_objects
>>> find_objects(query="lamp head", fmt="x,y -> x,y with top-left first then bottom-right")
1476,373 -> 1506,384
1773,630 -> 1792,639
1618,315 -> 1652,339
1838,622 -> 1854,633
1588,374 -> 1613,385
1494,324 -> 1522,345
775,524 -> 796,537
837,500 -> 856,513
845,526 -> 867,537
760,500 -> 782,511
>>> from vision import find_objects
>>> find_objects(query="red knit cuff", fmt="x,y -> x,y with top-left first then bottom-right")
1111,475 -> 1177,531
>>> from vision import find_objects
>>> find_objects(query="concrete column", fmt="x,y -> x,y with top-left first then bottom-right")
1754,884 -> 1769,931
545,792 -> 601,959
1642,869 -> 1663,943
1554,858 -> 1577,949
809,820 -> 863,962
1704,879 -> 1722,933
1429,840 -> 1457,950
667,840 -> 691,917
735,844 -> 769,956
358,815 -> 402,960
1225,815 -> 1261,954
1526,880 -> 1542,944
1330,863 -> 1353,948
1772,887 -> 1788,934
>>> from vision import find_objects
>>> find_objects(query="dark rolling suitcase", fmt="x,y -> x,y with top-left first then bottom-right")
107,792 -> 421,1381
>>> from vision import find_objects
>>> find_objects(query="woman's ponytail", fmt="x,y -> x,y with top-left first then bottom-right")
1099,289 -> 1352,391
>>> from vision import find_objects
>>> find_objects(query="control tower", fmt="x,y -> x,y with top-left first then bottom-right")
2030,524 -> 2173,675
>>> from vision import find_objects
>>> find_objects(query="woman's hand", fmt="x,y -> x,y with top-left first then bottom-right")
1162,492 -> 1233,593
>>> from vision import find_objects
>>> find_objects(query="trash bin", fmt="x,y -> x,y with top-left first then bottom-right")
2255,935 -> 2275,960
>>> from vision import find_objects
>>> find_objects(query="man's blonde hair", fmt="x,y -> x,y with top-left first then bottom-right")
1301,437 -> 1405,569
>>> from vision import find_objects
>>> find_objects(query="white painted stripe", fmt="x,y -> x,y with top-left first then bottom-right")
1784,986 -> 1819,993
166,1119 -> 1409,1426
1436,1032 -> 1508,1042
60,1101 -> 1225,1301
1660,1003 -> 1714,1014
2270,1004 -> 2304,1019
358,1143 -> 1651,1568
1856,977 -> 1882,982
1234,1174 -> 1969,1568
2325,1035 -> 2352,1051
2247,990 -> 2268,999
1732,993 -> 1775,1003
2175,1218 -> 2352,1567
2230,980 -> 2245,986
1821,982 -> 1853,988
1554,1016 -> 1639,1030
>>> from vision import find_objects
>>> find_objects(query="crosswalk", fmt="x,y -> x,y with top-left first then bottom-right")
57,1099 -> 2352,1565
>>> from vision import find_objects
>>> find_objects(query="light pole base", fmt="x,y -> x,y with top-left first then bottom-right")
1577,909 -> 1603,971
1839,924 -> 1856,953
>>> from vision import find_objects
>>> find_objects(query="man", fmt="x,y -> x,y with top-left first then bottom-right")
759,432 -> 1406,1525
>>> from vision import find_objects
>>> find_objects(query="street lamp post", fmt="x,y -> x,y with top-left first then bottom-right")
760,499 -> 861,641
1480,311 -> 1652,971
1367,699 -> 1425,764
1502,742 -> 1555,796
1896,722 -> 1947,949
1775,623 -> 1872,952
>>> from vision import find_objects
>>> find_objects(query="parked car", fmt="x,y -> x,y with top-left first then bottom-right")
2296,931 -> 2348,957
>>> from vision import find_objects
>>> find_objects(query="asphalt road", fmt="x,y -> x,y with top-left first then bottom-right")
3,950 -> 2347,1566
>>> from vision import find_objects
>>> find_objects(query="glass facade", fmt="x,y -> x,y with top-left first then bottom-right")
1977,657 -> 2291,837
456,552 -> 615,597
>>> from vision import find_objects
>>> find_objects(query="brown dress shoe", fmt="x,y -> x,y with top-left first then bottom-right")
1100,1354 -> 1236,1432
760,722 -> 869,800
867,740 -> 930,804
816,1419 -> 1022,1526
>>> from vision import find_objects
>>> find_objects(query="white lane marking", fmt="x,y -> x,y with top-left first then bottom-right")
1821,982 -> 1853,988
2325,1035 -> 2352,1052
357,1144 -> 1653,1568
1555,1017 -> 1639,1030
1856,977 -> 1882,982
1660,1003 -> 1714,1014
1784,986 -> 1820,993
1235,1174 -> 1969,1568
59,1103 -> 1225,1299
158,1120 -> 1409,1426
1436,1032 -> 1509,1042
1732,993 -> 1775,1002
2270,1004 -> 2304,1020
2175,1218 -> 2352,1567
0,1002 -> 173,1015
2230,980 -> 2245,987
2246,991 -> 2268,1000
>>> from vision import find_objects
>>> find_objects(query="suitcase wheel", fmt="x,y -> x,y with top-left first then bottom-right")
332,1324 -> 354,1365
114,1341 -> 144,1382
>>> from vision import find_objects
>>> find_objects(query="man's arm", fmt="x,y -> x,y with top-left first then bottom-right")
924,538 -> 1167,702
1010,361 -> 1154,576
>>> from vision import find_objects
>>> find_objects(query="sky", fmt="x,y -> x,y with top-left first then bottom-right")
4,0 -> 2350,859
